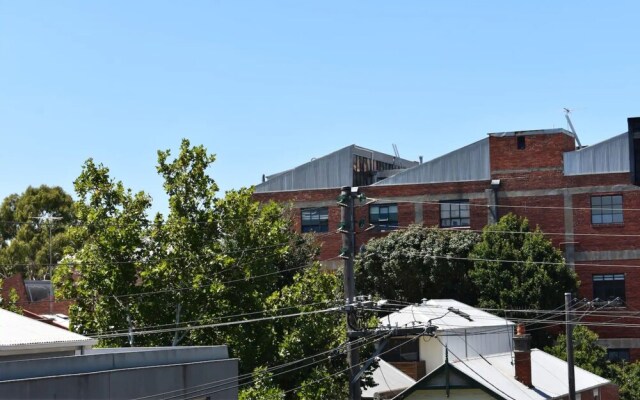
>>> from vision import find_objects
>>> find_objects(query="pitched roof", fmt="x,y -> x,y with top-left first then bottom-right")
254,144 -> 417,192
0,308 -> 96,352
362,359 -> 416,399
394,350 -> 610,400
373,138 -> 490,186
564,131 -> 630,175
381,299 -> 515,332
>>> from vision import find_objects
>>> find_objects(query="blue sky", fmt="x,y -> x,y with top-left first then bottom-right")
1,1 -> 639,215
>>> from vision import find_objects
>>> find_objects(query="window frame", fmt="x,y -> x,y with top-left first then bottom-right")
440,200 -> 470,228
300,207 -> 329,233
592,273 -> 625,303
607,348 -> 630,363
369,203 -> 399,231
591,195 -> 623,225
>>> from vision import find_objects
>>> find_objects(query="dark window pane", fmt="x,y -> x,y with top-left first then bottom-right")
591,195 -> 623,224
440,200 -> 470,228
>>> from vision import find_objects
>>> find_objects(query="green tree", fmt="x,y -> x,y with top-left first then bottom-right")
610,361 -> 640,400
355,225 -> 480,304
239,368 -> 285,400
54,140 -> 321,376
469,213 -> 579,310
53,159 -> 152,347
265,264 -> 347,399
0,185 -> 75,279
545,325 -> 609,376
0,279 -> 22,314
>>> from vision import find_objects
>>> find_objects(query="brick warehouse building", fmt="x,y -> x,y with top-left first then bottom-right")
253,117 -> 640,361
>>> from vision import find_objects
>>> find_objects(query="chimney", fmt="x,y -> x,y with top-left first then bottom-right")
513,323 -> 533,388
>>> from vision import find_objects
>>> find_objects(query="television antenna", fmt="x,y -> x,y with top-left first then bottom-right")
564,108 -> 583,148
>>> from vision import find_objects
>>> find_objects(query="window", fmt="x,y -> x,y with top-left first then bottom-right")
440,200 -> 470,228
370,204 -> 398,230
301,207 -> 328,233
607,348 -> 630,363
591,195 -> 623,224
383,338 -> 419,362
593,274 -> 625,302
517,136 -> 526,150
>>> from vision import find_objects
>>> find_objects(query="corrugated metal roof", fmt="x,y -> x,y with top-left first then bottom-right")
451,350 -> 610,399
564,132 -> 630,175
372,139 -> 490,186
254,145 -> 417,192
0,308 -> 96,351
381,299 -> 514,331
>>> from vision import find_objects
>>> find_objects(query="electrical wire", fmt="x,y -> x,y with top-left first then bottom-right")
90,306 -> 341,340
9,256 -> 340,307
82,299 -> 342,337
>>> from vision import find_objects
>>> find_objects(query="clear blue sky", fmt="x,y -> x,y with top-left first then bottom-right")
2,1 -> 639,215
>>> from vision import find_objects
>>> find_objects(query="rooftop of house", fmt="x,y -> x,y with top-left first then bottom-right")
380,299 -> 515,332
0,308 -> 96,354
394,349 -> 611,400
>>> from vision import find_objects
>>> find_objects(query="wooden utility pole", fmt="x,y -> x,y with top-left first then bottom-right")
565,292 -> 576,400
339,186 -> 361,400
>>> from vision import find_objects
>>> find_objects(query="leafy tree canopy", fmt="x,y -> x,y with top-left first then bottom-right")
355,225 -> 480,304
545,324 -> 609,377
546,324 -> 640,400
54,140 -> 347,397
0,185 -> 75,279
469,213 -> 579,310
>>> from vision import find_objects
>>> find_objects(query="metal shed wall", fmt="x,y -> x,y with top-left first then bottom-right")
255,146 -> 354,192
254,145 -> 417,192
373,139 -> 490,185
564,133 -> 630,175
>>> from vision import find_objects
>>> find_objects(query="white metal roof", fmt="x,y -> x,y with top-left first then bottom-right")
381,299 -> 515,332
362,359 -> 415,399
451,349 -> 610,399
0,308 -> 96,352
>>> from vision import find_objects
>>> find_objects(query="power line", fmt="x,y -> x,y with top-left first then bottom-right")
90,306 -> 340,340
83,299 -> 341,337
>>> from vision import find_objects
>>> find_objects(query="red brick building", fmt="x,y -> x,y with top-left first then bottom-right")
254,117 -> 640,360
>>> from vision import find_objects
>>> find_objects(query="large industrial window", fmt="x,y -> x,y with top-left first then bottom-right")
370,204 -> 398,230
593,274 -> 625,303
591,195 -> 623,224
440,200 -> 470,228
301,207 -> 329,233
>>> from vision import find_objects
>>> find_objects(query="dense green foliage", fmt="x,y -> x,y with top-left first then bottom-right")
0,185 -> 75,279
469,213 -> 579,310
355,225 -> 480,303
546,325 -> 640,400
54,139 -> 346,397
546,325 -> 609,376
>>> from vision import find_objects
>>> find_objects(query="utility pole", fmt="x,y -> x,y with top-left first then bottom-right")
339,186 -> 360,400
565,292 -> 576,400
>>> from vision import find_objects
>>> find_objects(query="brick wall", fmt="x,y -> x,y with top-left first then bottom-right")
253,131 -> 640,358
490,132 -> 575,172
1,273 -> 71,317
